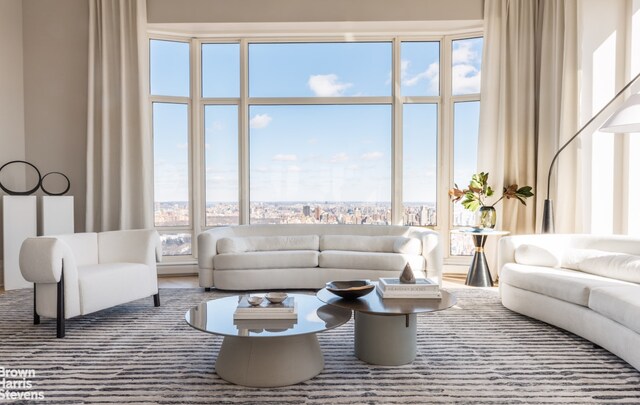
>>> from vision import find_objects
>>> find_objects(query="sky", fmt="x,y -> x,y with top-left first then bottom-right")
150,38 -> 483,204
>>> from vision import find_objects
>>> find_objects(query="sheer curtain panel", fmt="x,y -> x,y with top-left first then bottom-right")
478,0 -> 579,234
86,0 -> 152,232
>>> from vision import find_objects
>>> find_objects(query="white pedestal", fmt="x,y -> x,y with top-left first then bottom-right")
38,196 -> 74,235
2,195 -> 36,290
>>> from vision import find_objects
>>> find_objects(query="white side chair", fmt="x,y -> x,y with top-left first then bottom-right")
19,229 -> 162,338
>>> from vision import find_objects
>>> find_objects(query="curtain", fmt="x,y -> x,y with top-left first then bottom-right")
86,0 -> 152,232
478,0 -> 579,234
535,0 -> 580,233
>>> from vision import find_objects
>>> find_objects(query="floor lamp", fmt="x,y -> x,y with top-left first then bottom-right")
542,72 -> 640,233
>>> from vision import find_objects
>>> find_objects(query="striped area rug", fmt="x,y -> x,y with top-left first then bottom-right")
0,287 -> 639,404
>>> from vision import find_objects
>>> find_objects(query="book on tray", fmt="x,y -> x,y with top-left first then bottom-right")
377,277 -> 441,299
233,296 -> 298,320
234,318 -> 297,334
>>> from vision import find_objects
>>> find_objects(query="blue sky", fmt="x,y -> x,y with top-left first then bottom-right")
150,38 -> 482,204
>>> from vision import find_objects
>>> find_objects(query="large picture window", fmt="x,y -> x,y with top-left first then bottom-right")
149,34 -> 482,260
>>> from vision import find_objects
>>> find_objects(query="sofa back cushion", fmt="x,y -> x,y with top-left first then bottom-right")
320,235 -> 422,254
562,248 -> 640,284
514,244 -> 562,268
217,235 -> 319,254
56,233 -> 98,266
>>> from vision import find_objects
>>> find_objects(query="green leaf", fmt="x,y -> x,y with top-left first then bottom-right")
486,186 -> 494,197
516,186 -> 534,197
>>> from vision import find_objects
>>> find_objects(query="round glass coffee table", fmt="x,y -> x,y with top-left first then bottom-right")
317,284 -> 456,365
185,294 -> 351,387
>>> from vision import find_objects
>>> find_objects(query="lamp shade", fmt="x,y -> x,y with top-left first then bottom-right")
599,94 -> 640,133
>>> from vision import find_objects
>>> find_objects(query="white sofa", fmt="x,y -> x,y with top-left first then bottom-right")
498,234 -> 640,371
19,229 -> 162,338
198,224 -> 442,291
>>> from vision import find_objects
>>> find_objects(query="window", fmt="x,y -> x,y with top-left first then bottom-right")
149,34 -> 482,260
249,104 -> 392,224
150,39 -> 191,256
450,37 -> 483,256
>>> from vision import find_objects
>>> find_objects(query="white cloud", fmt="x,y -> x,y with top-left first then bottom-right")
250,113 -> 272,129
176,143 -> 188,149
287,165 -> 302,173
452,41 -> 477,65
361,151 -> 383,160
451,64 -> 481,94
330,152 -> 349,163
451,40 -> 482,94
347,164 -> 359,171
272,154 -> 298,161
402,61 -> 439,94
308,74 -> 353,97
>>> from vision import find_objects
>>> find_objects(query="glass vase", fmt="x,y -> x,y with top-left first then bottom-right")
475,206 -> 496,229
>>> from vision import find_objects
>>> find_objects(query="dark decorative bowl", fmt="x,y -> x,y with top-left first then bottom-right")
326,280 -> 374,299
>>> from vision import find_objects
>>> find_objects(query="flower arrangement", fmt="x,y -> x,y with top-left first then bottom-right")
449,172 -> 534,228
449,172 -> 534,210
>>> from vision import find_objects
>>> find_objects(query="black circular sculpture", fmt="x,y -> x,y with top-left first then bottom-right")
0,160 -> 42,195
40,172 -> 71,196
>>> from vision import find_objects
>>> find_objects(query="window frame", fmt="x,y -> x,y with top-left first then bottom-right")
148,32 -> 483,264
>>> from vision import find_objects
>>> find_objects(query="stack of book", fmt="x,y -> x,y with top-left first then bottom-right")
233,296 -> 297,320
234,318 -> 298,335
376,277 -> 441,299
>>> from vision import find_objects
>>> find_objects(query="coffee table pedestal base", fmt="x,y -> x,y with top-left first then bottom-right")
216,334 -> 324,387
354,312 -> 417,365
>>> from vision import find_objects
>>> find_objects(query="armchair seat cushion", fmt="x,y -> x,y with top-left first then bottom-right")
319,250 -> 425,272
78,263 -> 152,314
213,251 -> 319,270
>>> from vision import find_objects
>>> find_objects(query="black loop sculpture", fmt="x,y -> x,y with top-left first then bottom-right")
0,160 -> 42,195
0,160 -> 70,196
40,172 -> 71,196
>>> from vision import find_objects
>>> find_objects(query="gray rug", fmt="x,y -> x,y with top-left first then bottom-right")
0,287 -> 638,404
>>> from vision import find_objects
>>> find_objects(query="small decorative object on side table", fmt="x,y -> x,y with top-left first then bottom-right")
451,228 -> 509,287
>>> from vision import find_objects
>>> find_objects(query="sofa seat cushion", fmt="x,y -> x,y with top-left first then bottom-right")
320,235 -> 422,254
217,235 -> 320,254
500,263 -> 631,307
588,285 -> 640,335
319,250 -> 425,272
78,263 -> 151,315
214,250 -> 319,270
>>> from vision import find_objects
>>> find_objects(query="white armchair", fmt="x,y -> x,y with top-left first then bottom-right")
19,229 -> 162,338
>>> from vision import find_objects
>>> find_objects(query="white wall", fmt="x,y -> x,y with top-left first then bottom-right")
579,0 -> 640,235
22,0 -> 89,234
147,0 -> 483,23
0,0 -> 27,274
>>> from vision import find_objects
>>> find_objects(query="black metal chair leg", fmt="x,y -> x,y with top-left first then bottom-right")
34,284 -> 40,325
153,293 -> 160,307
57,271 -> 65,338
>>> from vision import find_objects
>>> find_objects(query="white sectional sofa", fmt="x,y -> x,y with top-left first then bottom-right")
498,234 -> 640,371
197,224 -> 442,291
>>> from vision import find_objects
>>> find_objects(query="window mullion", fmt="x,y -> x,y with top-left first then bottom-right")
239,39 -> 250,225
440,35 -> 454,258
392,37 -> 403,225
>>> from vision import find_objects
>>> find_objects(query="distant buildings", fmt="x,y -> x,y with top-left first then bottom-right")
155,201 -> 475,256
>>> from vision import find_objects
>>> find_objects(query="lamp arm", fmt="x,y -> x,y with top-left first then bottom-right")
545,71 -> 640,200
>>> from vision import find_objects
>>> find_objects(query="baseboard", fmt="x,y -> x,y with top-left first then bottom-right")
157,262 -> 198,276
444,264 -> 470,275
